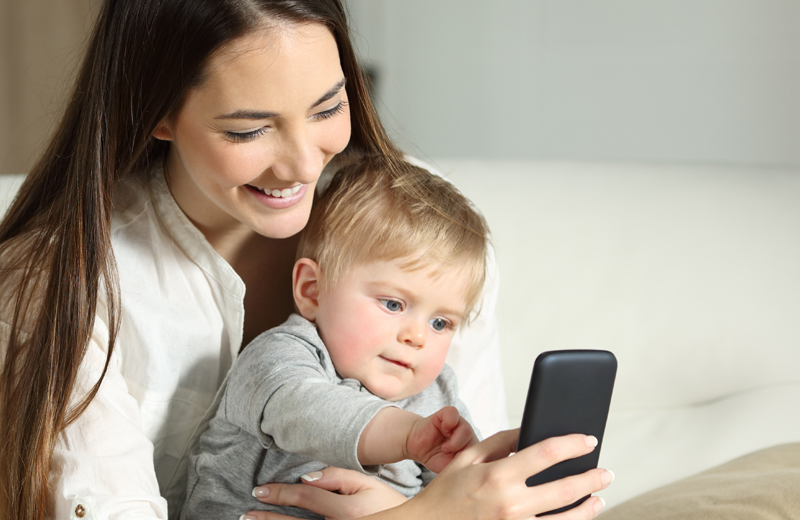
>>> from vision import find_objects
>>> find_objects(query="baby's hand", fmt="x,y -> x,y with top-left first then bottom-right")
406,406 -> 478,473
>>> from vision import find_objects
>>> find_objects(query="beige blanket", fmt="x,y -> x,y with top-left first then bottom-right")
600,444 -> 800,519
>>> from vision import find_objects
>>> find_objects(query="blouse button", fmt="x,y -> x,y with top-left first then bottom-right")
75,504 -> 86,518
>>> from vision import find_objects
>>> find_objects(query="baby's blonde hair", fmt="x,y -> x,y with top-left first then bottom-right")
297,157 -> 490,318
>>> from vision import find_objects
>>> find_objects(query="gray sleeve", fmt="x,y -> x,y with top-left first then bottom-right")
419,464 -> 437,487
223,330 -> 392,472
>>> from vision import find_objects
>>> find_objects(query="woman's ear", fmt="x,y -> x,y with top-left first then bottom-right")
293,258 -> 322,321
152,118 -> 174,141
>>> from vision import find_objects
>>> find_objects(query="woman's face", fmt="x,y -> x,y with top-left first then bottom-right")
155,23 -> 351,241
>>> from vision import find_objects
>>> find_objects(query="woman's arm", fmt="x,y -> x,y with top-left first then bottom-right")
48,325 -> 168,520
246,429 -> 612,520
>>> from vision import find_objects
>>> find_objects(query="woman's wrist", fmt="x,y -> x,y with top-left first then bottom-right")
357,495 -> 424,520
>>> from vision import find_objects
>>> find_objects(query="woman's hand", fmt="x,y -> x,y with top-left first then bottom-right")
243,466 -> 407,520
402,429 -> 614,520
242,429 -> 613,520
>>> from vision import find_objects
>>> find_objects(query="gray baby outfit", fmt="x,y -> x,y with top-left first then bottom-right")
181,314 -> 473,520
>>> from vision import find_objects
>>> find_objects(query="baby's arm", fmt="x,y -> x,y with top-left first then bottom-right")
357,406 -> 478,474
224,322 -> 394,473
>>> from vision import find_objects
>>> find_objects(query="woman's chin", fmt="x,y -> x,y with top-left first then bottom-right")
252,213 -> 311,240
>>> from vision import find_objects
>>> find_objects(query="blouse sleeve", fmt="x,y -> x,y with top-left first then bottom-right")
48,314 -> 168,520
445,244 -> 509,438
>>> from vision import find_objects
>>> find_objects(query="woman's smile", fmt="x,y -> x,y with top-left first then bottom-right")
244,183 -> 308,209
247,184 -> 302,198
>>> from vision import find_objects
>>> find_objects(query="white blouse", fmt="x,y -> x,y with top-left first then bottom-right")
44,167 -> 508,520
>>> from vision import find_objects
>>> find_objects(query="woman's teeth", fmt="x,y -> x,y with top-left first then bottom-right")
253,185 -> 302,198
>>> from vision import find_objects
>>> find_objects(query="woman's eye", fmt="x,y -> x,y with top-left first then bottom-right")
225,127 -> 268,143
311,100 -> 349,121
379,299 -> 403,312
429,318 -> 449,332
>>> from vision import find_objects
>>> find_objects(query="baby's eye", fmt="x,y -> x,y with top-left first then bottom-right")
379,299 -> 403,312
429,318 -> 449,332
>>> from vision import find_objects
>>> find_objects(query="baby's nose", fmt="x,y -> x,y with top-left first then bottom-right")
399,322 -> 426,348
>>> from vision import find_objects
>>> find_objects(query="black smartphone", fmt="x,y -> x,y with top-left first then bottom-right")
516,349 -> 617,516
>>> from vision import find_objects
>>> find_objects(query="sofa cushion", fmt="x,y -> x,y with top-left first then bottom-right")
0,174 -> 26,216
599,443 -> 800,519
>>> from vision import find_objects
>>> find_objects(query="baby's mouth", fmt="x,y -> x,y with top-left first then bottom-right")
381,356 -> 410,369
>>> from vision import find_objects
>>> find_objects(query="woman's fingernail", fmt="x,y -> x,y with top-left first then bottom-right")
602,469 -> 615,485
301,471 -> 323,482
585,435 -> 598,448
252,486 -> 269,498
593,497 -> 606,516
240,515 -> 257,520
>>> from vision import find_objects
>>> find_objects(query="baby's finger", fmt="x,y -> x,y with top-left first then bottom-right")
437,406 -> 460,434
442,419 -> 476,454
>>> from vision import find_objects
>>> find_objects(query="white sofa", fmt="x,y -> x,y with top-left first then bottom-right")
3,162 -> 799,511
438,160 -> 800,510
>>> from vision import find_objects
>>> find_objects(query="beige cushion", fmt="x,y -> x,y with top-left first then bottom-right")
600,444 -> 800,519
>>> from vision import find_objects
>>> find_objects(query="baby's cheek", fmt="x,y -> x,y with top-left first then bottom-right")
416,351 -> 450,391
328,347 -> 360,378
324,329 -> 370,379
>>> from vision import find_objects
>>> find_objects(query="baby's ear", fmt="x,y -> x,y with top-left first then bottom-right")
293,258 -> 321,321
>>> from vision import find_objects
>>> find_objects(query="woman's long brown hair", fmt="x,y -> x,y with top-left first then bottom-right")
0,1 -> 402,518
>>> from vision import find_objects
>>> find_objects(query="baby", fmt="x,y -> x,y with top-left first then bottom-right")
181,157 -> 490,520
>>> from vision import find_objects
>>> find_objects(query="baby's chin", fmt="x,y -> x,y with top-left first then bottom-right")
364,381 -> 425,402
369,388 -> 409,402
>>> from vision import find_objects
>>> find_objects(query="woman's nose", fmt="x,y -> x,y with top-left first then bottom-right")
271,125 -> 322,184
399,320 -> 426,349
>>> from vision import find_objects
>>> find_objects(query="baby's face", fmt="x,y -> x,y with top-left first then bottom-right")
314,259 -> 471,401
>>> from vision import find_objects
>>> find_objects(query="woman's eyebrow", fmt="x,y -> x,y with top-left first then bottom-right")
215,109 -> 279,120
214,78 -> 346,121
310,77 -> 346,108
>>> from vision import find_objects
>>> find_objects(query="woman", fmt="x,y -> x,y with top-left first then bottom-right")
0,1 -> 612,519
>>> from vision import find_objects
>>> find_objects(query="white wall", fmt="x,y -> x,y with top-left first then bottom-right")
346,0 -> 800,166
